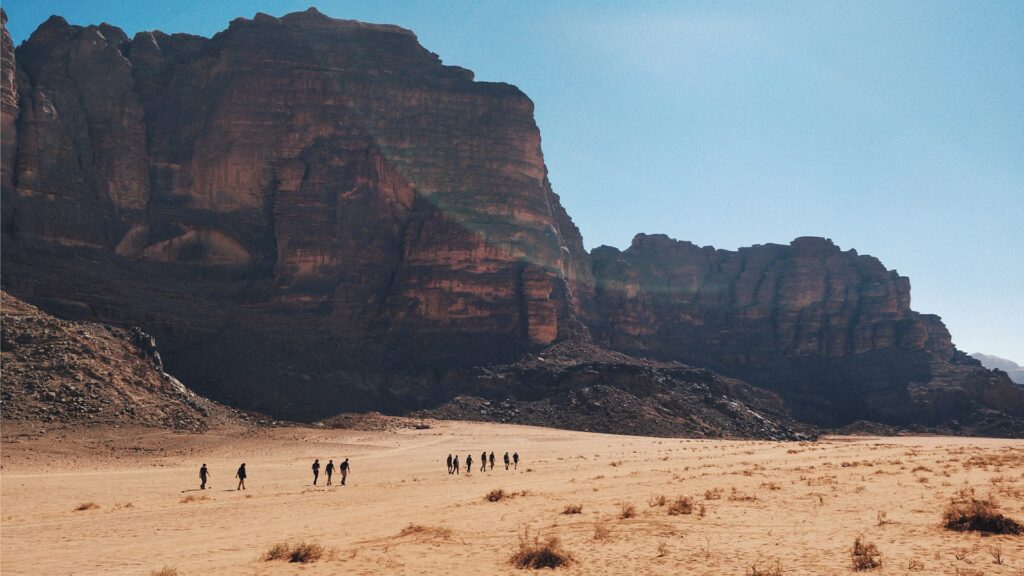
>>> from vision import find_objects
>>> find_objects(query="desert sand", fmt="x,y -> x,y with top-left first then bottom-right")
2,421 -> 1022,575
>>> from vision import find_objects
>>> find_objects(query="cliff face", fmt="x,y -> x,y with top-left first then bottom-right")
2,9 -> 1020,432
590,234 -> 1023,428
2,9 -> 592,416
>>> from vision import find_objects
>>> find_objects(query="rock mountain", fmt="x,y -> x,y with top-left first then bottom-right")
2,8 -> 1021,436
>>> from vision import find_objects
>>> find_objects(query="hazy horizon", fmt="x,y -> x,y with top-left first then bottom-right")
4,1 -> 1022,362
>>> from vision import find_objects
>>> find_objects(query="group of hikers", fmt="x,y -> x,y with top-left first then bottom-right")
197,458 -> 351,490
447,451 -> 518,474
311,458 -> 351,486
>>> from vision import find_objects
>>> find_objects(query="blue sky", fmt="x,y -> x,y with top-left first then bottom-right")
5,1 -> 1023,362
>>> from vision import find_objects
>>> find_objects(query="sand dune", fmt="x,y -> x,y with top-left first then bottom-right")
2,421 -> 1022,575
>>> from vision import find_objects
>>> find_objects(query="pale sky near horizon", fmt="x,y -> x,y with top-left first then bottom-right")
5,1 -> 1023,362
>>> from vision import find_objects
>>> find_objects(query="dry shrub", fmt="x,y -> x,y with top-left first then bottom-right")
851,536 -> 881,570
648,494 -> 667,507
486,488 -> 508,502
875,511 -> 891,526
561,503 -> 583,515
509,528 -> 573,569
74,502 -> 100,511
180,494 -> 208,504
747,559 -> 783,576
942,488 -> 1023,535
656,541 -> 669,558
263,540 -> 326,563
619,502 -> 637,519
667,496 -> 693,515
906,558 -> 924,571
149,568 -> 179,576
989,544 -> 1004,565
593,523 -> 611,541
704,488 -> 723,500
398,524 -> 452,539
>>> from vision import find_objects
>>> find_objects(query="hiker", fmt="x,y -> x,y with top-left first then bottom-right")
235,463 -> 247,490
489,452 -> 495,470
312,458 -> 320,485
453,455 -> 460,475
503,452 -> 510,470
340,458 -> 350,486
199,463 -> 209,490
325,459 -> 335,485
466,454 -> 473,474
513,452 -> 519,470
480,451 -> 487,472
447,453 -> 453,474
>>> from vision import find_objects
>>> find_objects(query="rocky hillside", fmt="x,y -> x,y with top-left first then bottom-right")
972,353 -> 1024,385
1,292 -> 241,430
2,9 -> 1021,435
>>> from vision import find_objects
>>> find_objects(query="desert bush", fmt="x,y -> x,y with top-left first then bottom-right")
263,540 -> 326,563
667,496 -> 693,516
656,541 -> 669,558
509,528 -> 573,569
747,559 -> 783,576
180,494 -> 208,504
906,558 -> 924,571
398,524 -> 452,539
851,536 -> 881,570
149,568 -> 179,576
74,502 -> 100,511
990,545 -> 1004,565
561,503 -> 583,515
593,523 -> 611,541
704,488 -> 723,500
942,488 -> 1023,535
648,494 -> 667,507
619,502 -> 637,519
486,488 -> 508,502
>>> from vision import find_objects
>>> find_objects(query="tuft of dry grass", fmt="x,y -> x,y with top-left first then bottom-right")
704,488 -> 723,500
486,488 -> 508,502
509,528 -> 573,569
875,511 -> 891,526
74,502 -> 100,512
263,540 -> 326,563
747,559 -> 784,576
561,503 -> 583,515
942,488 -> 1023,535
180,494 -> 209,504
149,568 -> 179,576
593,523 -> 611,541
397,524 -> 452,540
656,541 -> 669,558
619,502 -> 637,519
648,494 -> 667,507
851,536 -> 881,571
667,496 -> 693,516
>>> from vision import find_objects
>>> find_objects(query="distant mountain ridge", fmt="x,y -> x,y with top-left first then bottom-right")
2,8 -> 1023,437
972,353 -> 1024,385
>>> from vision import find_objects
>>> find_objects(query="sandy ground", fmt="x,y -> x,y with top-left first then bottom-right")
2,421 -> 1023,575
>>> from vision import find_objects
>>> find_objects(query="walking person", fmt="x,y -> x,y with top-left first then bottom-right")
503,452 -> 510,470
325,459 -> 335,485
199,463 -> 210,490
489,452 -> 495,470
312,458 -> 320,485
480,451 -> 487,472
235,463 -> 247,490
513,452 -> 519,470
447,453 -> 453,474
340,458 -> 350,486
453,454 -> 460,475
466,454 -> 473,474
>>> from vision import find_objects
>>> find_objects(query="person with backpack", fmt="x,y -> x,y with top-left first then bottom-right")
325,459 -> 335,485
480,451 -> 487,472
513,452 -> 519,470
235,463 -> 247,490
340,458 -> 350,486
312,458 -> 320,485
503,452 -> 510,470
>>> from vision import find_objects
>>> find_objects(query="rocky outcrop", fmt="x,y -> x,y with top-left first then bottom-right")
590,234 -> 1024,430
2,9 -> 592,417
972,353 -> 1024,385
2,10 -> 1020,435
0,292 -> 243,430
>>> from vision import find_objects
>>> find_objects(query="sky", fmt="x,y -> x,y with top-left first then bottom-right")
4,1 -> 1023,362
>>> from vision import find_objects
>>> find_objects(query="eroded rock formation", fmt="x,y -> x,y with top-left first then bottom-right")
2,9 -> 1020,434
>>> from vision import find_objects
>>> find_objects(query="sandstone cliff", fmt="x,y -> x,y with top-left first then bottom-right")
2,9 -> 1020,434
